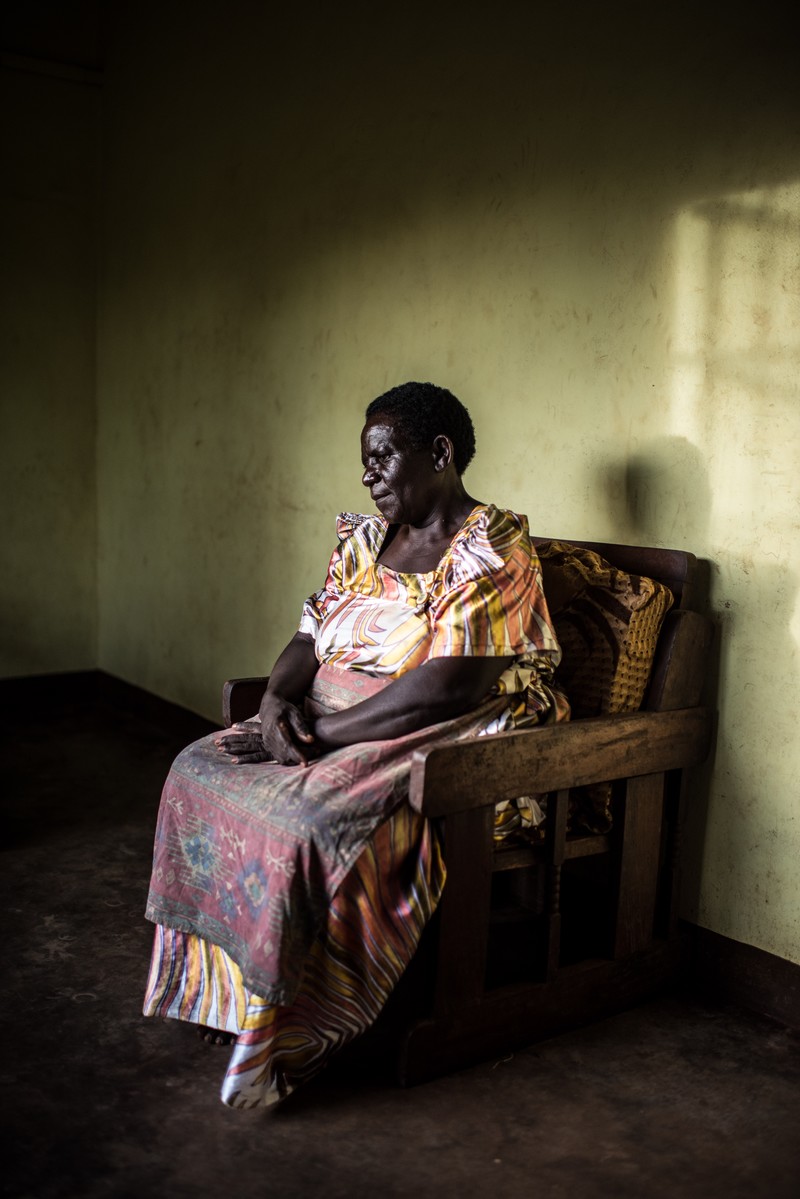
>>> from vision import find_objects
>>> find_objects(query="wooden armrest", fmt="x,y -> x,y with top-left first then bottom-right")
409,706 -> 712,817
222,676 -> 270,726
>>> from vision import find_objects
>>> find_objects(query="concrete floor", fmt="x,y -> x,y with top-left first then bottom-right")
3,683 -> 800,1199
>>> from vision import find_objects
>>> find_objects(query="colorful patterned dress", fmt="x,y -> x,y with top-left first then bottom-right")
143,504 -> 568,1107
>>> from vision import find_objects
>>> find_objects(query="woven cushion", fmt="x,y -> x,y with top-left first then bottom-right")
537,540 -> 674,832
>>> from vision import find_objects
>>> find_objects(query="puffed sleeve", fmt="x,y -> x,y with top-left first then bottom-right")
428,507 -> 561,662
297,513 -> 381,639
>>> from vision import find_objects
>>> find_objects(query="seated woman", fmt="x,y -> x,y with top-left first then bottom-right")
144,381 -> 568,1108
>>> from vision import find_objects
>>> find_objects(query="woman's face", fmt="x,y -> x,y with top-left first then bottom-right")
360,417 -> 440,524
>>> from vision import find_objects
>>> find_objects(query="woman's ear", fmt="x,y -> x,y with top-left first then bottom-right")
432,434 -> 454,473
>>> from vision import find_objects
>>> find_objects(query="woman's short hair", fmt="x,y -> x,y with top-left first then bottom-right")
365,382 -> 476,474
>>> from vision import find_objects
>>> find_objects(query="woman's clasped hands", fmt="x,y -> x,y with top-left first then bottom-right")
215,692 -> 319,767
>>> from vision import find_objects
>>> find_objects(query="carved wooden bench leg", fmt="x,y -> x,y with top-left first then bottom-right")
433,805 -> 494,1018
544,788 -> 569,980
613,772 -> 665,958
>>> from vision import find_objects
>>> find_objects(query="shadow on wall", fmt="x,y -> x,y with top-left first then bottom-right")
602,437 -> 711,552
601,432 -> 799,931
600,437 -> 719,921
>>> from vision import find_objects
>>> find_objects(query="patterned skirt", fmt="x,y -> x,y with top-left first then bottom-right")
143,804 -> 444,1108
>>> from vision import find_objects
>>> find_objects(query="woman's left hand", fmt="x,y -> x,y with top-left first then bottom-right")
215,721 -> 272,763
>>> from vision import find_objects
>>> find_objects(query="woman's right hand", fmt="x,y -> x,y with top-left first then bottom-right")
258,690 -> 317,766
216,631 -> 321,766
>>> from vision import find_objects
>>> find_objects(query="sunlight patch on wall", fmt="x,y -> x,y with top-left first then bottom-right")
670,182 -> 800,553
669,181 -> 800,960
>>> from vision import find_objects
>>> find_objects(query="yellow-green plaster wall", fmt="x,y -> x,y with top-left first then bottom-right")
1,61 -> 99,675
7,3 -> 797,967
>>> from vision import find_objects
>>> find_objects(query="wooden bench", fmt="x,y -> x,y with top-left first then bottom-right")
224,539 -> 714,1085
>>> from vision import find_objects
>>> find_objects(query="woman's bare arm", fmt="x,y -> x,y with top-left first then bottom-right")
217,632 -> 321,766
219,635 -> 513,763
264,631 -> 319,705
257,632 -> 321,763
312,654 -> 513,748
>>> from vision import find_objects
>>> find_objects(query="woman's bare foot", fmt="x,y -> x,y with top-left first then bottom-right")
198,1025 -> 237,1046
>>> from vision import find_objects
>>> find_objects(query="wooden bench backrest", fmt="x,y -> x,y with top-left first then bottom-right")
531,537 -> 709,713
531,537 -> 699,610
